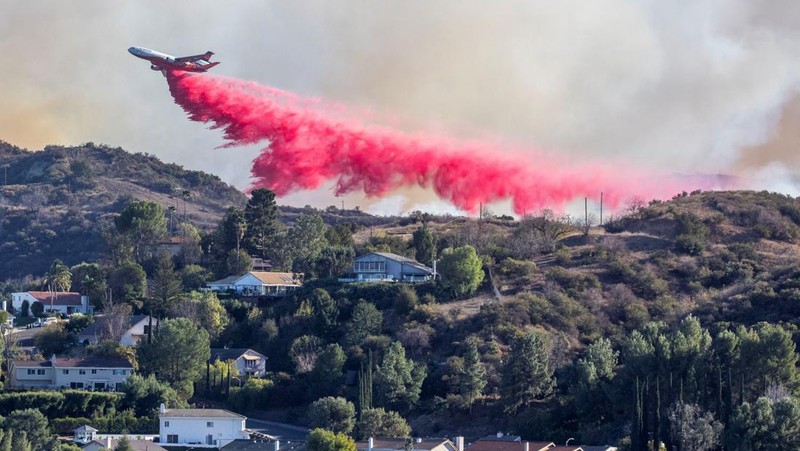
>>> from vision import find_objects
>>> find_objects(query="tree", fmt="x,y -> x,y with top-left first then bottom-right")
726,395 -> 800,450
113,436 -> 135,451
149,250 -> 181,316
412,225 -> 436,265
309,289 -> 339,339
501,329 -> 555,413
180,264 -> 213,291
306,428 -> 356,451
244,188 -> 280,258
374,341 -> 427,410
33,323 -> 72,357
314,246 -> 356,278
308,397 -> 356,434
114,200 -> 168,262
224,248 -> 253,276
355,408 -> 411,440
668,402 -> 722,451
291,335 -> 323,374
94,302 -> 132,344
137,318 -> 210,397
288,213 -> 329,274
309,344 -> 346,399
70,262 -> 106,308
121,374 -> 186,416
438,245 -> 484,297
45,259 -> 72,312
171,292 -> 229,339
459,339 -> 486,410
108,262 -> 147,305
5,409 -> 54,450
345,301 -> 383,347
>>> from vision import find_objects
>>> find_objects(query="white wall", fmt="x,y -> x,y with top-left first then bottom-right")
120,317 -> 157,347
159,416 -> 248,447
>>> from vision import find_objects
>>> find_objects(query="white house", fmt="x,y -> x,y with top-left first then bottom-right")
159,404 -> 249,447
340,252 -> 434,283
77,314 -> 158,347
206,271 -> 302,297
210,348 -> 267,378
73,425 -> 98,445
11,291 -> 91,316
9,355 -> 133,390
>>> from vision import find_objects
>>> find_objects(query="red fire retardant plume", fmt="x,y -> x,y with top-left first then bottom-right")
166,72 -> 691,213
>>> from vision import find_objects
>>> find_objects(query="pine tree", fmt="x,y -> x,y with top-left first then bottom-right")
501,330 -> 555,414
460,339 -> 486,411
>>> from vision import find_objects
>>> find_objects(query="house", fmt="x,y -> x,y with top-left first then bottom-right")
466,440 -> 556,451
210,348 -> 267,378
11,291 -> 91,316
8,355 -> 133,390
77,315 -> 158,346
206,271 -> 302,297
73,425 -> 98,445
357,438 -> 458,451
159,404 -> 250,447
340,252 -> 434,283
579,447 -> 617,451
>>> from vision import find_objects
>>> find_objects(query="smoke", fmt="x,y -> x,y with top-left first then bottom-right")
166,71 -> 727,213
3,1 -> 800,206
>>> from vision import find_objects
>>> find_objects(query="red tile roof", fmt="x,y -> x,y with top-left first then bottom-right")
26,291 -> 83,306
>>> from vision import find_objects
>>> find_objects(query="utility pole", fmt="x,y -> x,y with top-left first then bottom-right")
585,197 -> 589,234
341,200 -> 345,210
2,164 -> 7,186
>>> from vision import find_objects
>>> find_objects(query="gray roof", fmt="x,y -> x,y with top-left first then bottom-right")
73,424 -> 98,433
78,314 -> 152,338
210,348 -> 266,362
161,408 -> 246,419
358,252 -> 433,273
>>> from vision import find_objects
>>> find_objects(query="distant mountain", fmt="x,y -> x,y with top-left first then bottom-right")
0,141 -> 400,279
0,141 -> 250,278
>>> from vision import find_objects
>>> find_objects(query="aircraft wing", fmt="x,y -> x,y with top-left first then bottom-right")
175,51 -> 214,63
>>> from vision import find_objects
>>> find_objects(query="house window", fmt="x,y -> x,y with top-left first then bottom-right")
36,369 -> 45,375
167,434 -> 178,443
164,421 -> 169,427
143,325 -> 151,335
94,382 -> 106,390
70,382 -> 84,389
113,369 -> 126,375
79,370 -> 86,375
27,369 -> 35,375
91,369 -> 97,374
206,435 -> 214,445
207,421 -> 214,427
245,359 -> 257,369
63,369 -> 69,375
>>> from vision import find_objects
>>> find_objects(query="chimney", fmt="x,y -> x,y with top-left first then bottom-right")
456,437 -> 464,451
159,403 -> 166,414
524,442 -> 529,451
274,440 -> 280,451
368,437 -> 374,451
50,354 -> 57,365
1,300 -> 6,311
416,438 -> 422,444
106,437 -> 112,449
496,432 -> 503,439
81,295 -> 89,313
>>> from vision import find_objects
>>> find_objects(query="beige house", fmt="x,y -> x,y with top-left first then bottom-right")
9,355 -> 132,390
210,348 -> 267,378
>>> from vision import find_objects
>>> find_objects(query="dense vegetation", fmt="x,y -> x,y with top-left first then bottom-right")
3,139 -> 800,449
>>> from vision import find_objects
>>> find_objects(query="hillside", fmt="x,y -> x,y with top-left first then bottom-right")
0,141 -> 405,279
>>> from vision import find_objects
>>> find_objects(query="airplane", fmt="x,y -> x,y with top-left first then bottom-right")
128,46 -> 219,74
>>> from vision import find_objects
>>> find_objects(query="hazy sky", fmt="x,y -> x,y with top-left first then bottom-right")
2,1 -> 800,213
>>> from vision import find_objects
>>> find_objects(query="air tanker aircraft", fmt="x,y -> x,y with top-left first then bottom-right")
128,46 -> 219,74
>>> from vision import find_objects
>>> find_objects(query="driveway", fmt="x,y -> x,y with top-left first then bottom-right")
245,418 -> 309,441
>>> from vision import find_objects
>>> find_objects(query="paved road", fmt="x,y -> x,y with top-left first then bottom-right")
245,418 -> 309,441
